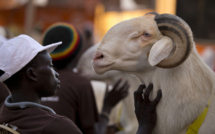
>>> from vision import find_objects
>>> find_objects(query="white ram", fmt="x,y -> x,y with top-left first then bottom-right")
76,44 -> 141,134
92,12 -> 215,134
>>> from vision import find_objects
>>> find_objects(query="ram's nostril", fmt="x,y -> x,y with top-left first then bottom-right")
93,52 -> 105,60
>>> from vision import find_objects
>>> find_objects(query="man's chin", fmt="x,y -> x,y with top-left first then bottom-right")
42,90 -> 57,97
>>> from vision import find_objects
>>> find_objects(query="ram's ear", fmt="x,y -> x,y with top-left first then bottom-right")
148,36 -> 174,66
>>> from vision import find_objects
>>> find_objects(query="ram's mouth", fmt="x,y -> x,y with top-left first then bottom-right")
93,61 -> 114,69
92,60 -> 114,74
92,52 -> 115,73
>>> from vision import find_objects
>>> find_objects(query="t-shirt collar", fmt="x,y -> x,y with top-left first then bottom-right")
4,95 -> 56,114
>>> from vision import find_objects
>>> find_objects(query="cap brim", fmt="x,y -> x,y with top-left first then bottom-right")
42,41 -> 62,53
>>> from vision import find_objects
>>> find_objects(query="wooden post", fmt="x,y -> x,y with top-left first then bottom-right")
24,0 -> 35,35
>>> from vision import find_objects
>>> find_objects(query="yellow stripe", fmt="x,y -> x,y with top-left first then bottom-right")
186,101 -> 210,134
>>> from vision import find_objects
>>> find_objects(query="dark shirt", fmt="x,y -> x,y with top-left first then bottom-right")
41,69 -> 99,134
0,96 -> 82,134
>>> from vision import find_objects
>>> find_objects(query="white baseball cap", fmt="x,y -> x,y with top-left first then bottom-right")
0,34 -> 62,82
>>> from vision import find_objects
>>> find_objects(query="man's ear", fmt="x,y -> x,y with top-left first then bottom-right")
26,67 -> 37,81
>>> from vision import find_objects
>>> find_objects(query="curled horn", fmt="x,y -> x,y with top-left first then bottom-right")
147,12 -> 194,68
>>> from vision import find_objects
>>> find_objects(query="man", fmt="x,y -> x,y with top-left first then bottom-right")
0,34 -> 82,134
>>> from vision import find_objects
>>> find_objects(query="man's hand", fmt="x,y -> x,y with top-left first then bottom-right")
134,84 -> 162,134
96,79 -> 130,134
102,79 -> 130,114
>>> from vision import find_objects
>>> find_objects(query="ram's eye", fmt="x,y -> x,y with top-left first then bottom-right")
140,32 -> 151,41
143,33 -> 150,37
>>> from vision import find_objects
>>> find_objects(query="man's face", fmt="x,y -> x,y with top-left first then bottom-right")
34,51 -> 60,97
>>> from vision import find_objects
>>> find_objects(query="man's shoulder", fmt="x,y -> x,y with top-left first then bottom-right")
0,106 -> 82,134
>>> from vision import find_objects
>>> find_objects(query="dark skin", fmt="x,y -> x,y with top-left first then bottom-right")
134,84 -> 162,134
103,79 -> 129,113
95,79 -> 130,134
8,51 -> 60,103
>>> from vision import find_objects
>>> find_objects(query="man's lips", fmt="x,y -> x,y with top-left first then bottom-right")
56,80 -> 61,89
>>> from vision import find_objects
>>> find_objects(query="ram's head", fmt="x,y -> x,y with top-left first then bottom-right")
93,12 -> 193,74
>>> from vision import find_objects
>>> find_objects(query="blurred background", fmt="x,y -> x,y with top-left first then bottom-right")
0,0 -> 215,67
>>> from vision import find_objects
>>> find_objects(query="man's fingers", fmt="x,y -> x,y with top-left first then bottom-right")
118,81 -> 129,99
136,84 -> 145,94
113,79 -> 122,89
121,90 -> 129,99
104,84 -> 109,98
152,89 -> 162,106
144,84 -> 153,102
120,81 -> 129,92
134,84 -> 145,102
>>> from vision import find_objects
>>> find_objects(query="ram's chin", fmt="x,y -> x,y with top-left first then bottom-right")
93,65 -> 110,74
92,62 -> 113,74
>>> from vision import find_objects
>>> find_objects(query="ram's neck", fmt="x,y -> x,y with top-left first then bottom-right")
131,69 -> 155,85
154,49 -> 215,90
133,48 -> 215,134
